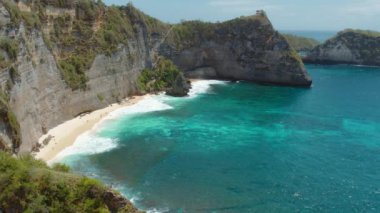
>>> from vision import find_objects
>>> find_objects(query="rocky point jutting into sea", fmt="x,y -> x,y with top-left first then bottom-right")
0,0 -> 311,155
304,29 -> 380,66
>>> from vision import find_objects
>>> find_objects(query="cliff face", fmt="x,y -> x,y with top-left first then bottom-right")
160,12 -> 312,86
10,28 -> 147,154
0,2 -> 311,154
0,1 -> 157,153
305,30 -> 380,66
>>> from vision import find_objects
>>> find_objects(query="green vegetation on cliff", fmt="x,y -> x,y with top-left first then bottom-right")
0,90 -> 21,152
339,29 -> 380,38
283,34 -> 320,51
0,37 -> 19,69
3,0 -> 169,90
0,37 -> 18,61
138,58 -> 182,93
0,151 -> 140,213
3,0 -> 41,29
169,20 -> 214,49
168,13 -> 270,50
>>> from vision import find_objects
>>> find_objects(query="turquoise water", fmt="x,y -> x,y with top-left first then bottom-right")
60,64 -> 380,212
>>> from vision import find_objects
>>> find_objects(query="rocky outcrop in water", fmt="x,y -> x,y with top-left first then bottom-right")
305,29 -> 380,66
0,1 -> 311,154
165,73 -> 191,97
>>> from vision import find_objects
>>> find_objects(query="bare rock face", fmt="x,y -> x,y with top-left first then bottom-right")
102,190 -> 141,213
305,30 -> 380,66
160,13 -> 312,87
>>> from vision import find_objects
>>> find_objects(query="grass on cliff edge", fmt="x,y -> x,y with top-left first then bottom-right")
339,29 -> 380,38
0,151 -> 140,213
283,34 -> 320,51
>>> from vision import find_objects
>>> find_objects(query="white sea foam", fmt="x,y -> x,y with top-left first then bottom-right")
103,95 -> 173,121
353,64 -> 380,68
188,80 -> 227,98
52,96 -> 173,163
146,208 -> 167,213
51,132 -> 118,163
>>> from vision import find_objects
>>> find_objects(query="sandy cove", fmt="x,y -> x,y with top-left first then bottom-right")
34,95 -> 147,163
34,79 -> 201,163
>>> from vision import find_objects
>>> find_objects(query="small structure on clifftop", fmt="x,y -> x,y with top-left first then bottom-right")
256,10 -> 266,16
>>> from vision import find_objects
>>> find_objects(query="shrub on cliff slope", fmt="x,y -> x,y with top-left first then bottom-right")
0,90 -> 21,152
138,58 -> 182,93
0,37 -> 18,61
0,151 -> 140,213
3,0 -> 41,29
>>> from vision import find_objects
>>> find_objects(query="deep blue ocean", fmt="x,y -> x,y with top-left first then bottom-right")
58,64 -> 380,212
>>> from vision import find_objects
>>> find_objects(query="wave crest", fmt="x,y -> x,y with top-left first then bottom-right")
52,132 -> 118,163
188,80 -> 227,97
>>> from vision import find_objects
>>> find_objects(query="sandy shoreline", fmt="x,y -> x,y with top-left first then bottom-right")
34,79 -> 203,163
34,95 -> 146,162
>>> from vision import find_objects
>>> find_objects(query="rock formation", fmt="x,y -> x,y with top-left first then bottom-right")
161,12 -> 312,86
166,73 -> 191,97
305,29 -> 380,66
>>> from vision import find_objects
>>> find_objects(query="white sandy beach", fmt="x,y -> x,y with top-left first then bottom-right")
34,79 -> 216,163
34,95 -> 146,162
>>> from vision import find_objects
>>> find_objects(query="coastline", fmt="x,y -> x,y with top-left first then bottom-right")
34,79 -> 215,163
34,95 -> 147,162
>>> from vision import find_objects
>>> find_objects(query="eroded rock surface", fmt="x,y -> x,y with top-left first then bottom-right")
305,30 -> 380,66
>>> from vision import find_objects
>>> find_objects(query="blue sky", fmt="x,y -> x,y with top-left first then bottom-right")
104,0 -> 380,31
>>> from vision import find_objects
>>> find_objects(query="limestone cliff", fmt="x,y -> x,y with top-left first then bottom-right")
0,1 -> 311,154
305,29 -> 380,66
160,11 -> 312,86
0,1 -> 162,153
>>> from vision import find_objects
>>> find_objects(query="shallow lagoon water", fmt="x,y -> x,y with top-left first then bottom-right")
60,64 -> 380,212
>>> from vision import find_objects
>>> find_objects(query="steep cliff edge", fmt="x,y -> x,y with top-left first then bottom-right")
0,1 -> 311,154
160,11 -> 312,86
305,29 -> 380,66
